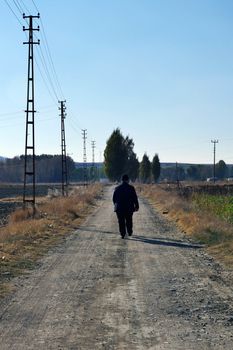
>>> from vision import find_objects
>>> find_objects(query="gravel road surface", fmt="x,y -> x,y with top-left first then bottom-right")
0,186 -> 233,350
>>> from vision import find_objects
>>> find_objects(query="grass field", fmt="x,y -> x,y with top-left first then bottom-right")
192,194 -> 233,224
138,184 -> 233,266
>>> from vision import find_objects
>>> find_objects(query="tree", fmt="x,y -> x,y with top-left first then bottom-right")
124,136 -> 139,181
216,160 -> 227,179
0,155 -> 76,183
104,128 -> 139,182
104,129 -> 128,181
140,154 -> 151,183
151,154 -> 161,183
127,152 -> 139,182
186,165 -> 199,180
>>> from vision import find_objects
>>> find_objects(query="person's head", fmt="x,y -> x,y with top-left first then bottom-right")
122,174 -> 129,183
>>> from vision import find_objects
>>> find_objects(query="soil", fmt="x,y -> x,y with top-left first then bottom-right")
0,186 -> 233,349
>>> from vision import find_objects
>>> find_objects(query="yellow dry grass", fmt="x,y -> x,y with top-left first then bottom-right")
0,184 -> 103,297
138,184 -> 233,266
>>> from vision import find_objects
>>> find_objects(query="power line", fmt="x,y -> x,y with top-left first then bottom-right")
13,0 -> 23,14
6,0 -> 64,104
39,20 -> 65,99
31,0 -> 39,13
3,0 -> 24,26
0,110 -> 23,117
31,0 -> 65,99
19,0 -> 31,14
36,44 -> 59,101
28,2 -> 65,102
4,0 -> 65,112
34,55 -> 58,105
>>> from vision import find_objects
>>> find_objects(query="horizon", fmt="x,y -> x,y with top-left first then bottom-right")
1,154 -> 232,167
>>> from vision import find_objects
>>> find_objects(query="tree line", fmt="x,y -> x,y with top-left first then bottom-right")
0,155 -> 76,183
104,128 -> 161,183
103,128 -> 232,183
161,160 -> 232,182
0,130 -> 231,184
0,155 -> 106,183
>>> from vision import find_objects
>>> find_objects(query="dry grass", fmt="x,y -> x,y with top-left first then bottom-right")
138,184 -> 233,266
0,184 -> 103,297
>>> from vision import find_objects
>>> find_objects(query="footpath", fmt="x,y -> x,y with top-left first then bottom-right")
0,186 -> 233,349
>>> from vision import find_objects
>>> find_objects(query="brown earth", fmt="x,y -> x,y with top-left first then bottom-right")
0,186 -> 233,349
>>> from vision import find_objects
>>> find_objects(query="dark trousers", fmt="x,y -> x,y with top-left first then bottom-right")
116,211 -> 133,236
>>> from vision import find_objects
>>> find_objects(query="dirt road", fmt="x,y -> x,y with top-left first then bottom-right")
0,186 -> 233,350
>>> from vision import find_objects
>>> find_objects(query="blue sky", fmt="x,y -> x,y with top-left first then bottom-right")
1,0 -> 233,164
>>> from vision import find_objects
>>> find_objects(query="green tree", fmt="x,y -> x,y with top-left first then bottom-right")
104,128 -> 128,181
127,152 -> 139,182
216,160 -> 227,179
104,129 -> 139,182
186,165 -> 199,180
124,136 -> 139,181
151,154 -> 161,183
140,154 -> 151,183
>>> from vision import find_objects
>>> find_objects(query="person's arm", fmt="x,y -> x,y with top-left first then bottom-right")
132,187 -> 139,211
113,190 -> 116,204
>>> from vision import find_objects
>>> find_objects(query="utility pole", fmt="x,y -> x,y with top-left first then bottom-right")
91,140 -> 96,182
211,139 -> 219,183
22,13 -> 40,210
176,162 -> 180,189
82,129 -> 88,185
59,101 -> 68,196
99,150 -> 102,182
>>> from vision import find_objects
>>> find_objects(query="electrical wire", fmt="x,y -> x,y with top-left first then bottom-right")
31,0 -> 39,13
31,0 -> 65,99
12,0 -> 23,14
0,110 -> 23,117
5,0 -> 64,106
38,20 -> 65,100
34,56 -> 58,105
3,0 -> 24,26
18,0 -> 30,14
36,44 -> 60,101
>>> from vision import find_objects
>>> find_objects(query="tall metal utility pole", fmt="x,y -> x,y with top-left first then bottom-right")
91,140 -> 96,182
22,13 -> 40,209
82,129 -> 88,185
176,162 -> 180,189
211,139 -> 219,183
59,101 -> 68,196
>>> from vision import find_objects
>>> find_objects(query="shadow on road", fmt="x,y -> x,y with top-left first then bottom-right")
77,227 -> 204,249
129,235 -> 204,249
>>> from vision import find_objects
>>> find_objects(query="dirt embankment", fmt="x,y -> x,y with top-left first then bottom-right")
0,186 -> 233,349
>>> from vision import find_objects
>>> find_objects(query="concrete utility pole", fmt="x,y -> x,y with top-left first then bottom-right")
91,140 -> 96,181
211,139 -> 219,183
22,13 -> 40,211
176,162 -> 180,189
59,101 -> 68,196
82,129 -> 88,185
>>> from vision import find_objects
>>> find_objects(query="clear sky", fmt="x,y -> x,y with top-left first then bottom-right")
1,0 -> 233,164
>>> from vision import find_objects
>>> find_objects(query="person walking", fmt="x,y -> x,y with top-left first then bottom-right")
113,174 -> 139,239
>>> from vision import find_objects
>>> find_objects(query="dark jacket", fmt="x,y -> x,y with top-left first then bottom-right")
113,182 -> 139,213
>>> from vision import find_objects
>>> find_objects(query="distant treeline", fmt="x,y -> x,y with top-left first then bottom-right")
161,161 -> 233,182
0,155 -> 105,183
